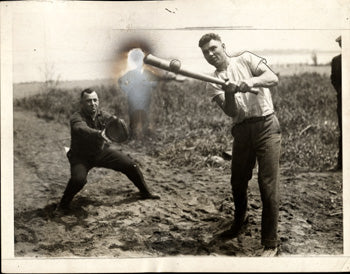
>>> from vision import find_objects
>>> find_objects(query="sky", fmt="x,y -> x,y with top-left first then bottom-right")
3,0 -> 349,82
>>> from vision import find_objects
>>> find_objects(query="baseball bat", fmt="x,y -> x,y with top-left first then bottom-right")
143,54 -> 259,95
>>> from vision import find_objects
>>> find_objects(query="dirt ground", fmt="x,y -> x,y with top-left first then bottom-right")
13,109 -> 343,258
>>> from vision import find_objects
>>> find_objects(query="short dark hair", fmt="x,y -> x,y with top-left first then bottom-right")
198,33 -> 222,48
80,88 -> 98,99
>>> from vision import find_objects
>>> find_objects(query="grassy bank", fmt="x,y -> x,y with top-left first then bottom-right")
14,72 -> 339,171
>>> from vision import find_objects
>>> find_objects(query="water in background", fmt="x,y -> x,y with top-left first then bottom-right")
13,50 -> 340,83
182,50 -> 339,76
261,51 -> 339,65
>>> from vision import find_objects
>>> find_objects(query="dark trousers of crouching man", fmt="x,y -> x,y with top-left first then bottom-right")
230,114 -> 281,248
59,146 -> 155,209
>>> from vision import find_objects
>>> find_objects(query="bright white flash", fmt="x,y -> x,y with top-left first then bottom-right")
127,48 -> 145,71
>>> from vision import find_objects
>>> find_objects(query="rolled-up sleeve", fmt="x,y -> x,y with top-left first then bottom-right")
242,51 -> 267,76
206,81 -> 224,101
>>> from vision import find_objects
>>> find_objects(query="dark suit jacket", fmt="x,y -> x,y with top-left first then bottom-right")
331,54 -> 342,94
69,109 -> 113,158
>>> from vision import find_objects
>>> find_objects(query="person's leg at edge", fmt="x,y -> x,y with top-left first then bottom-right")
95,147 -> 160,199
337,93 -> 342,170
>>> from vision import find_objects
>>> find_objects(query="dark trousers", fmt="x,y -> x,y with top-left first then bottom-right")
337,92 -> 342,169
60,146 -> 151,206
231,114 -> 282,248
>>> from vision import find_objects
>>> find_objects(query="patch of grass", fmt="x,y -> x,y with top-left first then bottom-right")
14,72 -> 339,171
273,73 -> 338,170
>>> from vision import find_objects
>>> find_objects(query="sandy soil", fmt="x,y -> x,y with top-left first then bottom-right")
13,109 -> 343,257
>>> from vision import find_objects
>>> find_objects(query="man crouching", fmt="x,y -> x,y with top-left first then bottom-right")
57,88 -> 159,212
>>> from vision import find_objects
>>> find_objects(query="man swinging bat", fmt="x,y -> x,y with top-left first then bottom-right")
56,88 -> 159,213
144,33 -> 282,257
197,34 -> 281,257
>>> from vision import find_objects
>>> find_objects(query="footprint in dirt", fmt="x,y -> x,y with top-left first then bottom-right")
47,192 -> 146,226
36,202 -> 90,231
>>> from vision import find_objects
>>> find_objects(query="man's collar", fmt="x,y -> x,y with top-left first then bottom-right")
81,108 -> 101,121
216,56 -> 231,72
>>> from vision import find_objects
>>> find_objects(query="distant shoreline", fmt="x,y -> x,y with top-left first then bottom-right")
13,64 -> 331,99
270,63 -> 331,77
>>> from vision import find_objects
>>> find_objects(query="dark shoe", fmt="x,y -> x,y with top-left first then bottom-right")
329,164 -> 342,172
55,202 -> 70,215
219,217 -> 248,239
140,192 -> 160,200
261,246 -> 278,257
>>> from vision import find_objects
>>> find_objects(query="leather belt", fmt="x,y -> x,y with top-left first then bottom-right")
237,113 -> 274,126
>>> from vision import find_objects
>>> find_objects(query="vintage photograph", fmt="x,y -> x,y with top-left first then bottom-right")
1,0 -> 349,272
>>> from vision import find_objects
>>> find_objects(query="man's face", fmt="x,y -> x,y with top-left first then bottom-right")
200,39 -> 227,68
81,91 -> 99,116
